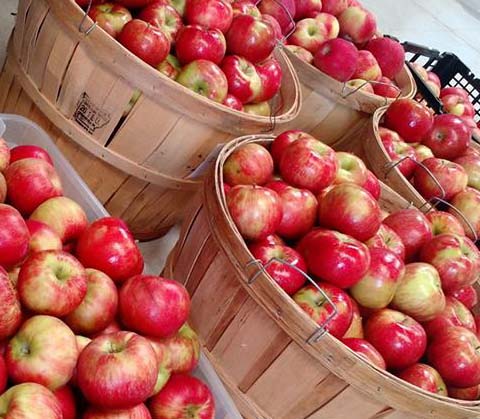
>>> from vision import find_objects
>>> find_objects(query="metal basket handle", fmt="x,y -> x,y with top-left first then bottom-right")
341,79 -> 402,103
78,0 -> 97,35
254,0 -> 297,43
246,257 -> 338,343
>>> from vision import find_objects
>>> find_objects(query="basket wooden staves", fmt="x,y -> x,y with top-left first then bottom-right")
0,0 -> 301,240
164,134 -> 480,419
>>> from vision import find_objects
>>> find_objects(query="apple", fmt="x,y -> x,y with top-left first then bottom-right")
366,223 -> 406,261
226,185 -> 282,241
9,144 -> 53,166
297,228 -> 370,288
450,187 -> 480,241
90,319 -> 122,338
397,364 -> 447,396
455,153 -> 480,191
64,268 -> 118,335
18,250 -> 87,317
442,94 -> 475,118
384,99 -> 434,143
342,299 -> 363,338
6,315 -> 78,390
425,210 -> 466,236
428,327 -> 480,388
119,275 -> 190,338
379,127 -> 417,178
318,183 -> 381,241
243,101 -> 271,116
149,374 -> 215,419
422,296 -> 476,338
427,71 -> 441,90
258,0 -> 295,35
25,220 -> 63,254
53,386 -> 76,419
0,138 -> 10,171
226,14 -> 275,64
175,26 -> 226,65
84,404 -> 152,419
448,385 -> 480,401
391,262 -> 446,322
295,0 -> 322,19
248,243 -> 307,295
0,355 -> 5,394
254,57 -> 283,103
222,94 -> 243,111
345,79 -> 374,94
322,0 -> 347,16
313,38 -> 359,82
373,76 -> 400,98
364,308 -> 427,370
293,282 -> 353,338
420,234 -> 480,292
270,130 -> 316,166
0,204 -> 30,270
252,234 -> 285,247
138,2 -> 183,43
221,55 -> 262,104
413,143 -> 435,162
414,157 -> 468,201
341,338 -> 386,369
0,173 -> 5,203
232,0 -> 261,18
333,151 -> 368,186
177,59 -> 228,103
365,37 -> 405,79
184,0 -> 233,33
441,87 -> 469,101
75,217 -> 144,283
288,18 -> 331,54
0,266 -> 21,341
362,170 -> 381,200
265,181 -> 317,239
116,0 -> 157,7
383,208 -> 433,261
158,54 -> 181,79
350,248 -> 404,309
285,45 -> 314,63
448,285 -> 478,310
78,331 -> 158,409
0,383 -> 62,419
88,3 -> 132,38
29,196 -> 88,244
352,50 -> 382,81
279,138 -> 338,194
338,6 -> 377,44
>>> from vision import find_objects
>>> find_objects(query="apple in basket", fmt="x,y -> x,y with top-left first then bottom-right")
455,153 -> 480,191
366,223 -> 406,261
270,130 -> 316,166
221,55 -> 263,104
397,364 -> 447,396
258,0 -> 295,35
175,26 -> 226,65
373,76 -> 400,98
365,37 -> 405,80
313,38 -> 359,82
425,210 -> 466,237
88,3 -> 132,38
222,94 -> 243,111
0,266 -> 22,341
341,338 -> 386,369
255,57 -> 283,103
362,170 -> 381,200
0,204 -> 30,270
0,356 -> 7,394
352,50 -> 382,82
338,6 -> 377,44
378,127 -> 417,178
322,0 -> 348,16
285,45 -> 314,63
184,0 -> 233,33
448,285 -> 478,310
442,94 -> 475,119
288,18 -> 333,54
294,0 -> 322,20
448,385 -> 480,401
53,385 -> 76,419
83,403 -> 152,419
138,2 -> 183,43
9,144 -> 53,166
450,187 -> 480,241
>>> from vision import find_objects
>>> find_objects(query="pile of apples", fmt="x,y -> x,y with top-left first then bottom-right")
223,130 -> 480,400
379,96 -> 480,241
75,0 -> 286,116
283,0 -> 406,98
0,139 -> 216,418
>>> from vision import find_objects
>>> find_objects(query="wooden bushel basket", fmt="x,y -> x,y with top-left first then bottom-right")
282,48 -> 416,147
164,134 -> 480,419
0,0 -> 301,240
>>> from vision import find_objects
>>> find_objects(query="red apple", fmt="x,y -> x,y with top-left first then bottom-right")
89,319 -> 122,339
353,50 -> 382,81
297,228 -> 370,288
0,355 -> 6,394
364,308 -> 427,370
333,151 -> 368,185
0,266 -> 21,341
119,275 -> 190,338
279,138 -> 338,194
350,248 -> 404,309
258,0 -> 296,35
149,374 -> 215,419
222,94 -> 243,111
177,59 -> 228,103
448,385 -> 480,401
318,183 -> 381,241
84,404 -> 152,419
29,196 -> 88,244
138,2 -> 183,43
293,282 -> 353,338
442,94 -> 475,119
184,0 -> 233,33
118,19 -> 170,66
254,57 -> 282,103
9,144 -> 53,166
428,326 -> 480,388
232,0 -> 261,18
338,6 -> 377,44
295,0 -> 322,19
0,138 -> 10,171
373,76 -> 400,98
75,217 -> 144,283
175,25 -> 226,65
362,170 -> 381,200
265,181 -> 317,239
285,45 -> 314,63
226,14 -> 276,64
88,3 -> 132,38
322,0 -> 347,16
6,315 -> 78,390
341,338 -> 386,369
116,0 -> 157,7
0,204 -> 30,270
448,285 -> 478,310
425,210 -> 466,237
313,38 -> 359,82
450,187 -> 480,240
420,233 -> 480,292
252,234 -> 285,247
78,331 -> 158,409
397,364 -> 447,396
379,127 -> 417,178
270,130 -> 316,166
366,223 -> 406,261
365,37 -> 405,79
26,220 -> 63,253
384,99 -> 434,143
383,208 -> 433,261
158,54 -> 181,79
454,153 -> 480,191
53,386 -> 76,419
221,55 -> 262,104
342,299 -> 363,338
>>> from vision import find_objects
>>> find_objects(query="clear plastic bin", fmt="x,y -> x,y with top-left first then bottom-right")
0,113 -> 242,419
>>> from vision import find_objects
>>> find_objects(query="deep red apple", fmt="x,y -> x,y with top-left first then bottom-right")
0,266 -> 22,341
175,25 -> 226,65
362,170 -> 381,200
341,338 -> 386,369
448,385 -> 480,401
397,364 -> 447,396
270,130 -> 316,166
221,55 -> 263,104
313,38 -> 359,82
53,386 -> 76,419
373,76 -> 400,98
0,355 -> 6,394
365,37 -> 405,79
0,204 -> 30,270
9,145 -> 53,166
222,94 -> 243,111
254,57 -> 283,103
184,0 -> 233,32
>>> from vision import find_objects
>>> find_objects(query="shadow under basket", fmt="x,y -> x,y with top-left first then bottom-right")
0,0 -> 301,240
163,134 -> 480,419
